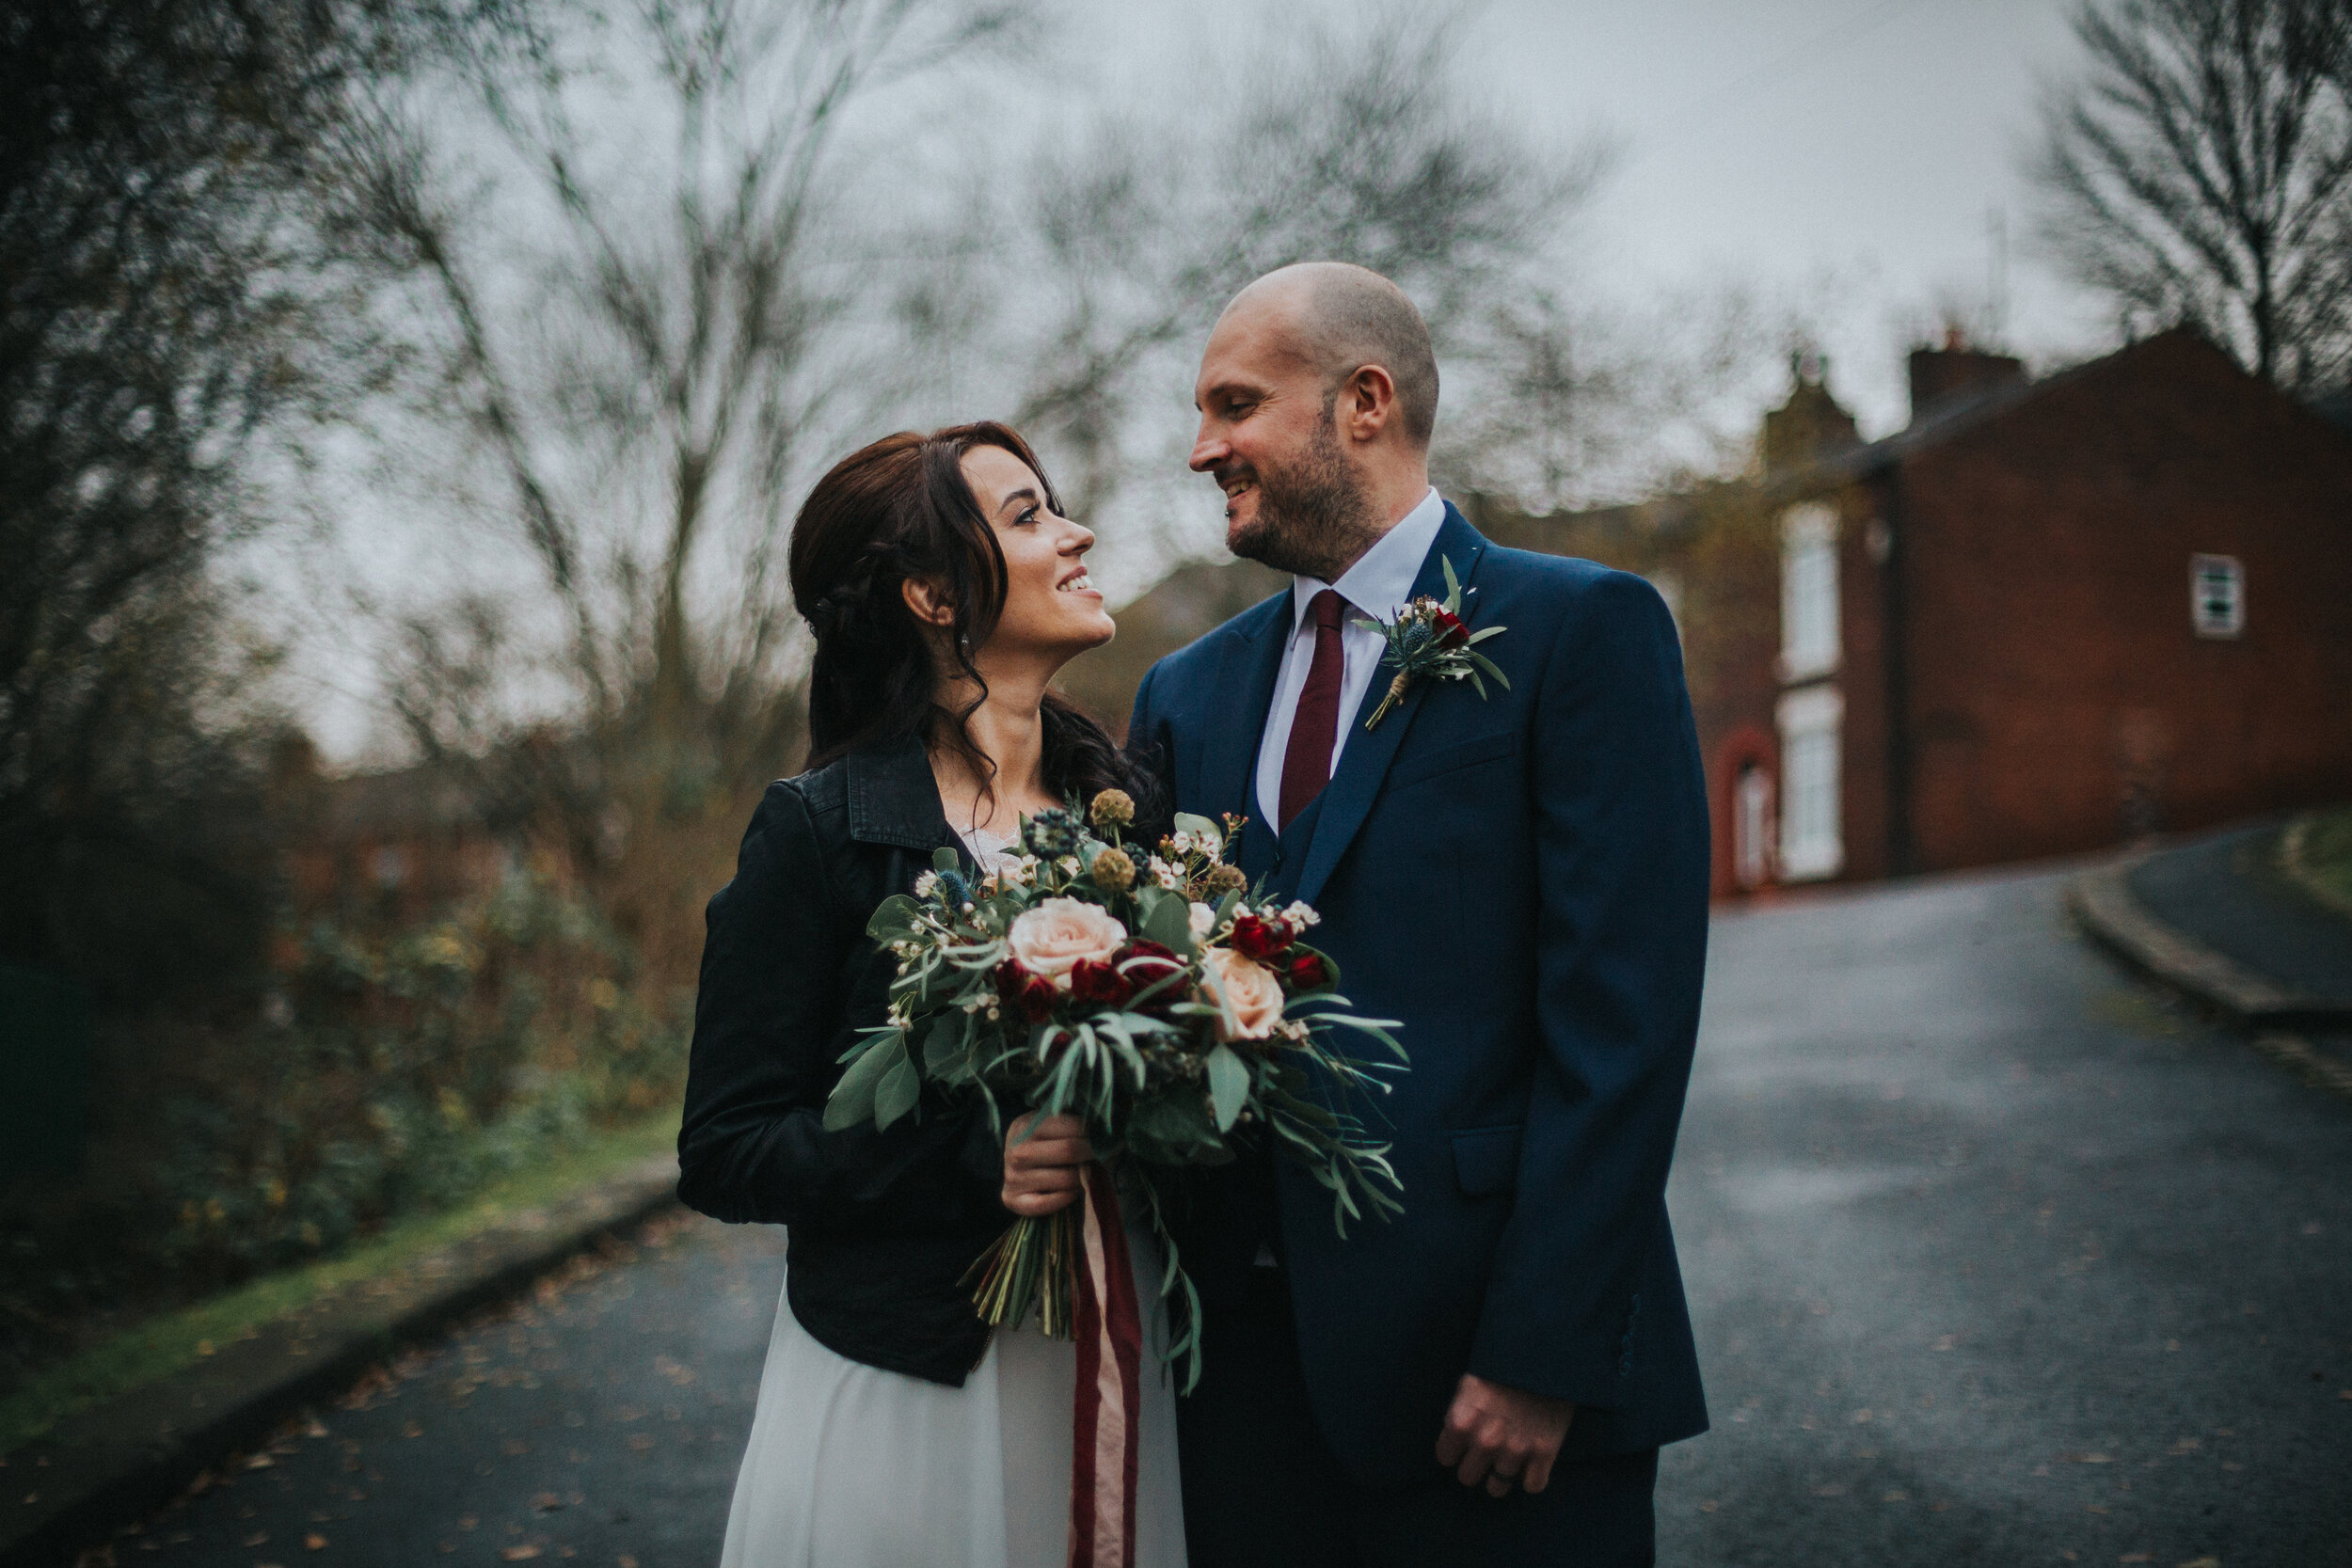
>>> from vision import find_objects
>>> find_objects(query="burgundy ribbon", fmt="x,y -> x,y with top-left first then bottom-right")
1067,1164 -> 1142,1568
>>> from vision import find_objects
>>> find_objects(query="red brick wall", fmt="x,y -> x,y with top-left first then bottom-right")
1892,331 -> 2352,872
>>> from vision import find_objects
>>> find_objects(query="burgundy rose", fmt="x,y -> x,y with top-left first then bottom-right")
993,958 -> 1057,1023
1226,913 -> 1291,962
1281,951 -> 1327,991
1069,957 -> 1135,1006
1431,608 -> 1470,650
1117,939 -> 1186,1011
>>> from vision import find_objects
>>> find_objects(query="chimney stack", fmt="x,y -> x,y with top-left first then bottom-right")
1760,350 -> 1859,475
1907,329 -> 2026,424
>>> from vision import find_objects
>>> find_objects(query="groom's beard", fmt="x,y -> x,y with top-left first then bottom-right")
1224,406 -> 1382,583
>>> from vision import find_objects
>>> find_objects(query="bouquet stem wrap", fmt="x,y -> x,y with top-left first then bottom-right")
1067,1164 -> 1142,1568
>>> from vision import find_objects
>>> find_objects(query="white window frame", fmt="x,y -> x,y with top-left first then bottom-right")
1734,763 -> 1776,890
1778,502 -> 1841,682
1776,685 -> 1844,882
2190,553 -> 2243,639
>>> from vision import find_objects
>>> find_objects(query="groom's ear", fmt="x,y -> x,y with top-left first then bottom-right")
1339,362 -> 1400,445
901,577 -> 957,627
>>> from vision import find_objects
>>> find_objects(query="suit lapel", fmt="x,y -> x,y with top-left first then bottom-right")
1197,592 -> 1293,871
1292,505 -> 1490,908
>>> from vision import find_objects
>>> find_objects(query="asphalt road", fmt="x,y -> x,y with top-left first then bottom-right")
101,861 -> 2352,1566
1657,863 -> 2352,1566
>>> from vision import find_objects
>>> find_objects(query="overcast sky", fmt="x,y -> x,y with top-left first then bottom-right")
1076,0 -> 2103,438
289,0 -> 2122,761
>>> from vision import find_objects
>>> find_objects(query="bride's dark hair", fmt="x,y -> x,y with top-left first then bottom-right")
788,421 -> 1137,810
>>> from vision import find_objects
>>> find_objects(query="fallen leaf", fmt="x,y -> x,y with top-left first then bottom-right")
2169,1438 -> 2201,1454
617,1558 -> 638,1568
2177,1558 -> 2220,1567
305,1419 -> 328,1439
628,1434 -> 657,1452
242,1533 -> 269,1548
499,1548 -> 541,1562
305,1534 -> 326,1551
530,1493 -> 564,1513
244,1454 -> 275,1470
1698,1499 -> 1719,1513
2121,1556 -> 2153,1564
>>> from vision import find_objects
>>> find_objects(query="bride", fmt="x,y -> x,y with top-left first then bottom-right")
675,421 -> 1186,1566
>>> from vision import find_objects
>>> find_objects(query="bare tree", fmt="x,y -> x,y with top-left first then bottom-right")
994,17 -> 1611,537
0,0 -> 515,998
354,0 -> 1030,789
2030,0 -> 2352,390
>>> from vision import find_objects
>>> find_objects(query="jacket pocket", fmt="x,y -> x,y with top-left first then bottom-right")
1388,729 -> 1518,794
1451,1124 -> 1523,1196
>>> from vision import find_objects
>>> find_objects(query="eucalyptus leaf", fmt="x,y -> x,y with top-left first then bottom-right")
866,895 -> 923,942
823,1032 -> 903,1131
1464,649 -> 1509,689
875,1050 -> 920,1130
922,1011 -> 970,1077
1205,1044 -> 1249,1132
1172,811 -> 1222,852
1143,889 -> 1195,952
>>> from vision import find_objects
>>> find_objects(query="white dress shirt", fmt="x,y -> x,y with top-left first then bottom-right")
1252,487 -> 1447,831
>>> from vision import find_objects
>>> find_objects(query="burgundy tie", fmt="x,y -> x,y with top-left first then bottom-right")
1279,589 -> 1349,832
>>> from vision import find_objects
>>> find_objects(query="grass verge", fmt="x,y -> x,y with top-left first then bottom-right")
0,1110 -> 678,1457
2283,806 -> 2352,918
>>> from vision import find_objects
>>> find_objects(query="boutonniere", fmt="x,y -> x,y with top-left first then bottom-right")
1359,555 -> 1508,729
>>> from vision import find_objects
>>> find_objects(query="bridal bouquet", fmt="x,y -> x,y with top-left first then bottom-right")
823,790 -> 1406,1387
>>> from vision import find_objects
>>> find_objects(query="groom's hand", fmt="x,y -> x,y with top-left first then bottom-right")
1435,1374 -> 1577,1497
1001,1113 -> 1092,1217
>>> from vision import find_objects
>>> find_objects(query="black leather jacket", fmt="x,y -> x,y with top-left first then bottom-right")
675,734 -> 1009,1385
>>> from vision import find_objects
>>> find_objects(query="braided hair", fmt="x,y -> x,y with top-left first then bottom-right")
787,422 -> 1138,813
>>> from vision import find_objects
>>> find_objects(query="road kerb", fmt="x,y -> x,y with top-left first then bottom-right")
0,1155 -> 681,1568
2065,857 -> 2348,1031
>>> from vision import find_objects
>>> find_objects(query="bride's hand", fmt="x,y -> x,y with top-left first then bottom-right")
1001,1112 -> 1092,1217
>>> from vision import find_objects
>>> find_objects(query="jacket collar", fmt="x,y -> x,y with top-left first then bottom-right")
845,731 -> 958,852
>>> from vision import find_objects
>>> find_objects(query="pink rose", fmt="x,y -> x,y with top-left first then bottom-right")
1201,946 -> 1285,1041
1006,897 -> 1128,990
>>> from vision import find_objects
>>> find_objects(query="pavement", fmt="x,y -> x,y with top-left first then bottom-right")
4,1157 -> 683,1568
42,856 -> 2352,1566
2071,817 -> 2352,1037
45,1212 -> 780,1568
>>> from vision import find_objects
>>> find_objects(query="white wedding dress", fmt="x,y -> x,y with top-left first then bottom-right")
717,826 -> 1187,1568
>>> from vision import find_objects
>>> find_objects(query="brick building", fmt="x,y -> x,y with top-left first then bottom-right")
1058,327 -> 2352,899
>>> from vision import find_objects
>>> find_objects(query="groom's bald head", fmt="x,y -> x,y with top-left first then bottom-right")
1215,263 -> 1439,448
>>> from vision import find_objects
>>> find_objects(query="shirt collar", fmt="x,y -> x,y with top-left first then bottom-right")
1288,487 -> 1446,632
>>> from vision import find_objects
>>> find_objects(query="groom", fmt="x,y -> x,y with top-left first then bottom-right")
1128,263 -> 1708,1565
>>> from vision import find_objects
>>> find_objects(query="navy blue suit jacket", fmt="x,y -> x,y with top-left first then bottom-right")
1125,505 -> 1710,1487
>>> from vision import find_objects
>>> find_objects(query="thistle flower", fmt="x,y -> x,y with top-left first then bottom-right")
1089,788 -> 1136,829
1089,846 -> 1136,891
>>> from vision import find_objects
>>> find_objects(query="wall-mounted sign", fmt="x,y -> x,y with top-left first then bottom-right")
2190,553 -> 2243,639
